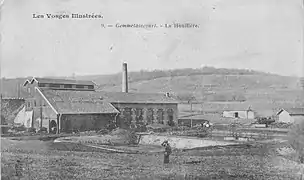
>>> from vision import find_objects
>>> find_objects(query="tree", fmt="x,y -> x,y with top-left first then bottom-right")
1,115 -> 7,125
288,119 -> 304,163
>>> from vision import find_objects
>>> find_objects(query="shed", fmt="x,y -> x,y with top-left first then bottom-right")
222,106 -> 255,119
276,108 -> 304,124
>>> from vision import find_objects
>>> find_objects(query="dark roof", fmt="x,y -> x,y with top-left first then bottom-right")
39,89 -> 178,106
38,89 -> 119,114
222,104 -> 253,111
277,108 -> 304,115
28,77 -> 96,86
95,91 -> 178,104
23,79 -> 31,86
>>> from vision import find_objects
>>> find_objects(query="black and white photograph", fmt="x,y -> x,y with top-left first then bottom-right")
1,0 -> 304,179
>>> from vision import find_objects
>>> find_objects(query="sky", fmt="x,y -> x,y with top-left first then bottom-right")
0,0 -> 303,78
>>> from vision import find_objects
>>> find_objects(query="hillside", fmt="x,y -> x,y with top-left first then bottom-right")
0,67 -> 301,104
76,66 -> 276,87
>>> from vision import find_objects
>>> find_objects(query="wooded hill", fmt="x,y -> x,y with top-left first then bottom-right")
1,67 -> 301,103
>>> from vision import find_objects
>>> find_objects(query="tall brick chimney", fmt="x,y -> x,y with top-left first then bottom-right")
122,62 -> 128,93
302,0 -> 304,90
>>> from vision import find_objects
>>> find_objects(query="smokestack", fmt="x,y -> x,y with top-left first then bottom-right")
302,0 -> 304,90
122,62 -> 128,93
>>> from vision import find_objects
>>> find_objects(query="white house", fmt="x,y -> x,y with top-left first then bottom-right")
276,108 -> 304,124
222,106 -> 255,119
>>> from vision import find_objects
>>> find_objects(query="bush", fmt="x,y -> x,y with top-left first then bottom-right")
134,123 -> 147,132
146,124 -> 171,133
12,125 -> 26,132
288,120 -> 304,163
37,127 -> 47,133
97,129 -> 109,135
169,126 -> 191,131
110,128 -> 139,145
27,127 -> 36,133
269,122 -> 292,129
106,123 -> 117,131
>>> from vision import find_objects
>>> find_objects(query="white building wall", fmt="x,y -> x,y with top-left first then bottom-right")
222,110 -> 254,119
247,111 -> 255,119
14,106 -> 26,125
278,110 -> 293,123
24,111 -> 33,128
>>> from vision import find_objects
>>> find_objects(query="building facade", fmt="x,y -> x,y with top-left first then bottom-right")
276,108 -> 304,124
222,109 -> 255,119
22,76 -> 178,133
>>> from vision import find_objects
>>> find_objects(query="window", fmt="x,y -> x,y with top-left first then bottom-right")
34,100 -> 36,107
234,112 -> 239,118
49,84 -> 60,88
28,88 -> 31,93
76,85 -> 84,89
27,102 -> 31,108
64,84 -> 72,89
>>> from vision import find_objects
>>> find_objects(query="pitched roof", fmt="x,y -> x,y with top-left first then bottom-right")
94,91 -> 178,104
39,88 -> 177,107
38,89 -> 119,114
28,77 -> 96,86
221,103 -> 253,111
277,108 -> 304,115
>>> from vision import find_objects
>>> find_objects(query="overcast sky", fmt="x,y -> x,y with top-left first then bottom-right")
1,0 -> 303,78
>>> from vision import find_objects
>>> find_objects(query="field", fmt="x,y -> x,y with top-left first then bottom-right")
178,98 -> 304,120
1,137 -> 302,180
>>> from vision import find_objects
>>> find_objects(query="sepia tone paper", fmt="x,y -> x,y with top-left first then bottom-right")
1,0 -> 304,179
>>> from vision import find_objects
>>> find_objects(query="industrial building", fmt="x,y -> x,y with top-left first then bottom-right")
22,63 -> 178,133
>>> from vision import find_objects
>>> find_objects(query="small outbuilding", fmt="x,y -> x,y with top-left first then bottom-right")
222,106 -> 255,119
276,108 -> 304,124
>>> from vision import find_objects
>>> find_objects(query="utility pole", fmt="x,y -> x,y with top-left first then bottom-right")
40,100 -> 43,129
190,100 -> 193,128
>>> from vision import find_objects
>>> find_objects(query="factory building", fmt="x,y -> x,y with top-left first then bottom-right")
22,63 -> 178,133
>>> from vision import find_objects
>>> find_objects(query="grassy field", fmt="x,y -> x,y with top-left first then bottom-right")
1,137 -> 301,180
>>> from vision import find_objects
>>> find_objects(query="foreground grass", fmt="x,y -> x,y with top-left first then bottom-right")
1,138 -> 300,180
